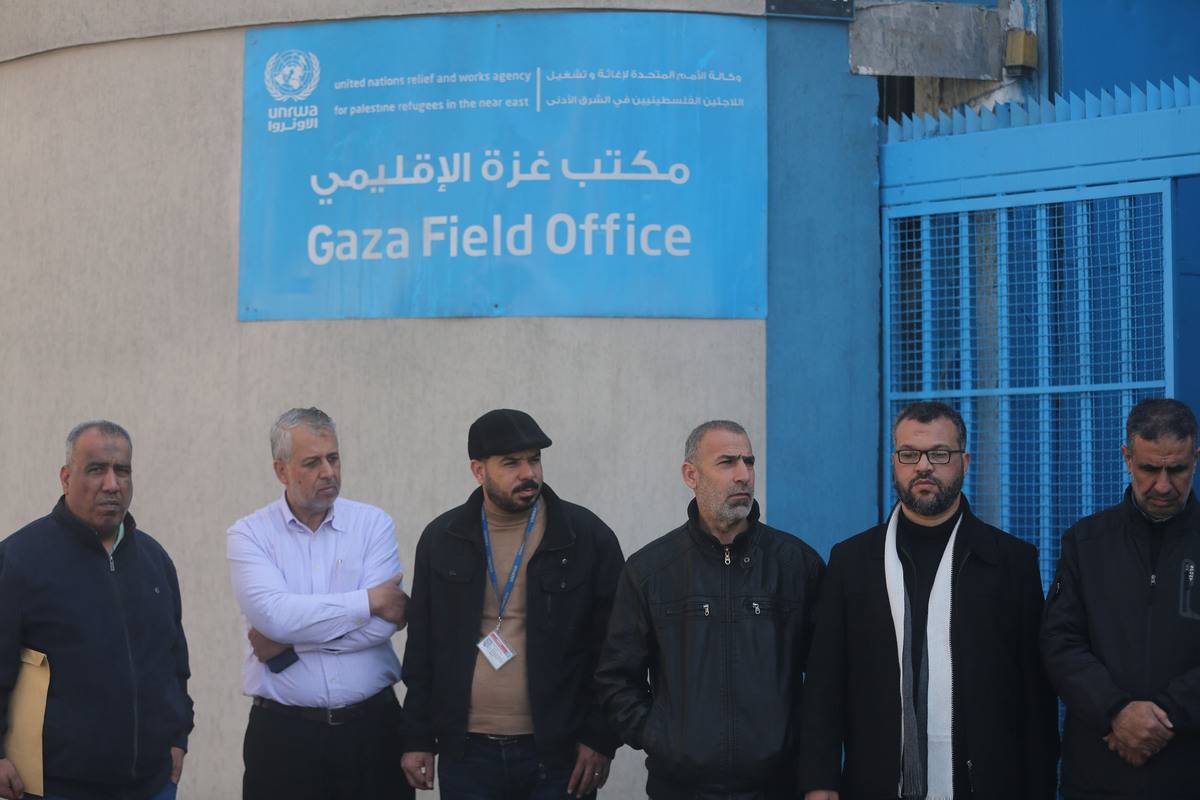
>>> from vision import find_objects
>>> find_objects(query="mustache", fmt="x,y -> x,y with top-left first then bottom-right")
908,474 -> 945,491
514,480 -> 541,494
725,483 -> 752,501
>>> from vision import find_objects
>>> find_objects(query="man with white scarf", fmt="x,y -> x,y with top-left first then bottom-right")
799,401 -> 1058,800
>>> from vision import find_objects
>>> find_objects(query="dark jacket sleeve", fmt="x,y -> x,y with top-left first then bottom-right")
798,542 -> 848,794
1015,543 -> 1059,799
162,552 -> 195,751
400,526 -> 436,753
1040,527 -> 1130,731
574,521 -> 625,758
794,549 -> 827,790
594,561 -> 655,749
0,543 -> 21,761
801,551 -> 826,673
1156,662 -> 1200,733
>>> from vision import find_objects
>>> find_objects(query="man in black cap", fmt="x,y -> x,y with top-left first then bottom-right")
401,409 -> 625,799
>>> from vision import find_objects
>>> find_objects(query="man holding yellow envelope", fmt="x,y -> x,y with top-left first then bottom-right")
0,420 -> 193,800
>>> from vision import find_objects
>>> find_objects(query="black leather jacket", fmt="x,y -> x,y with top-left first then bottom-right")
595,501 -> 825,800
401,485 -> 624,760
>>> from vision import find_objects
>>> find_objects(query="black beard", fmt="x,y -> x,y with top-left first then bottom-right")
485,481 -> 540,513
894,471 -> 964,517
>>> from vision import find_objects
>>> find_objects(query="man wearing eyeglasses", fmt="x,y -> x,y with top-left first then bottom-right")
800,401 -> 1059,800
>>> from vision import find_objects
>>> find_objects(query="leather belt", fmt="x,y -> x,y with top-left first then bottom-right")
252,688 -> 393,726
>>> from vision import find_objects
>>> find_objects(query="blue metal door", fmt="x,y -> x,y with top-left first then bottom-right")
880,79 -> 1200,584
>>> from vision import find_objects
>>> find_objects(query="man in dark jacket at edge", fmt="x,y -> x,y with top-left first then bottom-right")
0,421 -> 193,800
595,419 -> 826,800
1042,397 -> 1200,799
400,409 -> 624,799
800,401 -> 1058,800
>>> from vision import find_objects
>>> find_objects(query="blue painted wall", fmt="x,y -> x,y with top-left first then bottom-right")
1174,176 -> 1200,415
765,18 -> 881,559
1055,0 -> 1200,96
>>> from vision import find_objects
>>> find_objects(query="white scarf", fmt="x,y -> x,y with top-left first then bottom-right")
883,504 -> 960,800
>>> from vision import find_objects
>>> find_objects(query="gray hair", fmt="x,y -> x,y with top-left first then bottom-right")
684,420 -> 749,464
1127,398 -> 1198,445
65,420 -> 131,465
270,407 -> 337,461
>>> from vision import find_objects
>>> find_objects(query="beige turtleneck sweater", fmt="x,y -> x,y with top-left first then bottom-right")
467,501 -> 546,735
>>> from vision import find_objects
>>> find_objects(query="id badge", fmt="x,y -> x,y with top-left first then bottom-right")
477,629 -> 515,670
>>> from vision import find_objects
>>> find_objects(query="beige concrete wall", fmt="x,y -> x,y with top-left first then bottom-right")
0,0 -> 762,63
0,17 -> 766,800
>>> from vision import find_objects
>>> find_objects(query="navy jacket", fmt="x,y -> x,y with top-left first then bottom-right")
0,498 -> 193,800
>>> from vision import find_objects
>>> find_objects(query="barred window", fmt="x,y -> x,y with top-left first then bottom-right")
883,188 -> 1169,585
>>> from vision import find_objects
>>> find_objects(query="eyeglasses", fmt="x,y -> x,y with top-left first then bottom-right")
894,448 -> 965,465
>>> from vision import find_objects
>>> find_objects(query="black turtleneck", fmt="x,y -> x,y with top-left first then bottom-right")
896,508 -> 960,703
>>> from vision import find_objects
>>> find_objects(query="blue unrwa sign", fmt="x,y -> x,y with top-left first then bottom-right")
238,12 -> 766,320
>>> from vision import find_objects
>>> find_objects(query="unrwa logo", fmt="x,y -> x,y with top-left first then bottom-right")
264,50 -> 320,101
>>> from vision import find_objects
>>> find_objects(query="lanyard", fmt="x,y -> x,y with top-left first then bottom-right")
480,500 -> 539,630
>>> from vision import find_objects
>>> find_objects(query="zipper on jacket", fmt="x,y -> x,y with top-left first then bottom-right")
106,550 -> 140,777
1182,560 -> 1200,620
966,759 -> 976,793
723,541 -> 735,775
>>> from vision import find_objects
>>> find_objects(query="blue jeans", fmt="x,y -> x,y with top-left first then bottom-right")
438,734 -> 593,800
40,779 -> 177,800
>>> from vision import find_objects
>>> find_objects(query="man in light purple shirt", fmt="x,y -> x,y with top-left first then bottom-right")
227,407 -> 413,800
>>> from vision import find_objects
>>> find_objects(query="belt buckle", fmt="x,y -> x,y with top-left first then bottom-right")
326,706 -> 344,726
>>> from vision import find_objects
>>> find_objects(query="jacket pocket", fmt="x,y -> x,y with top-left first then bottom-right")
538,568 -> 589,630
736,595 -> 798,620
659,598 -> 716,619
1180,559 -> 1200,620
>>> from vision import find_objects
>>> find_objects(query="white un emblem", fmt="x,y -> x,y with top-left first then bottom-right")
264,50 -> 321,101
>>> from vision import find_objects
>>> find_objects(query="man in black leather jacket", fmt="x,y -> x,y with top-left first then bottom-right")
595,420 -> 825,800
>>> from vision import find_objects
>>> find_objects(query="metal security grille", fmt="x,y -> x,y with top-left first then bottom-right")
882,184 -> 1172,585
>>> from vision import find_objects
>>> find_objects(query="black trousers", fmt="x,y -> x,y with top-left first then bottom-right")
242,691 -> 414,800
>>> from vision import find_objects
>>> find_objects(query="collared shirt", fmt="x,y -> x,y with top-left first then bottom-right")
227,494 -> 403,707
105,521 -> 125,554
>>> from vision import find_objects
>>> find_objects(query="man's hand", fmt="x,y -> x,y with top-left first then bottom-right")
247,628 -> 288,662
0,758 -> 24,799
1104,732 -> 1148,766
401,751 -> 434,790
169,747 -> 186,784
566,743 -> 611,798
367,574 -> 408,627
804,792 -> 840,800
1112,701 -> 1174,755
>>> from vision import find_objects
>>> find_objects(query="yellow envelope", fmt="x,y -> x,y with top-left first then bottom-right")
3,648 -> 48,797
